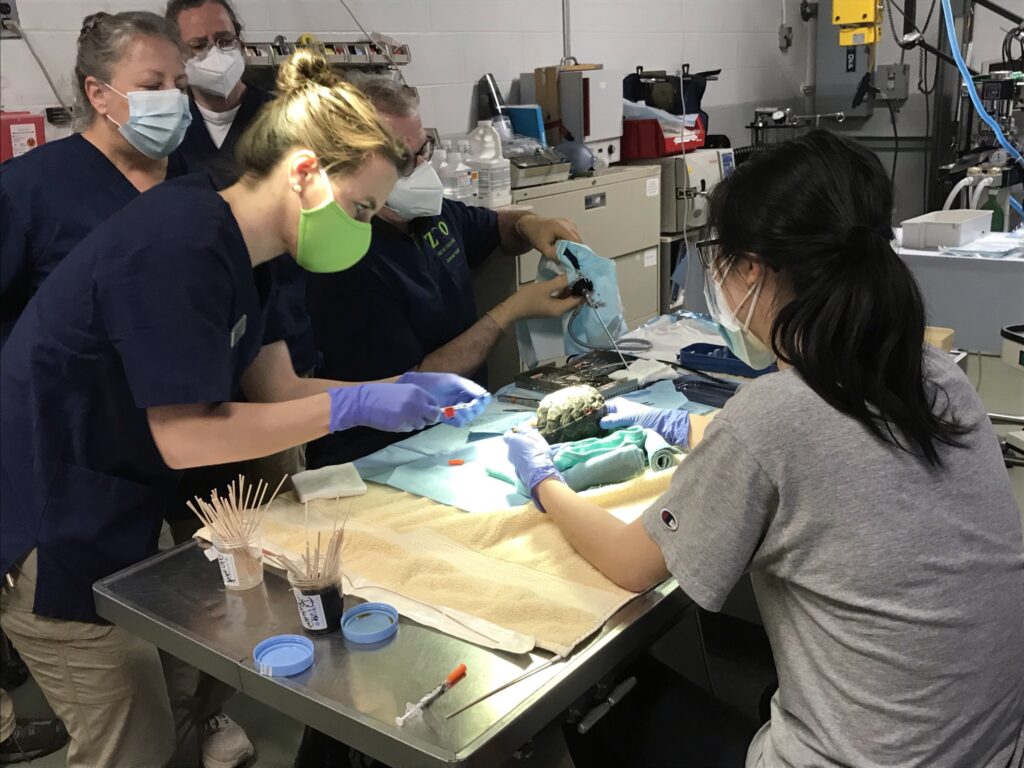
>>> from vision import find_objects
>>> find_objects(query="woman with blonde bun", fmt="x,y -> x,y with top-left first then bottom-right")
0,50 -> 488,768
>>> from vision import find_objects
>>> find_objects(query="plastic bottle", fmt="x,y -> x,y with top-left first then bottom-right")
450,140 -> 475,202
980,190 -> 1005,232
431,140 -> 449,176
436,140 -> 453,187
440,143 -> 473,202
466,120 -> 512,208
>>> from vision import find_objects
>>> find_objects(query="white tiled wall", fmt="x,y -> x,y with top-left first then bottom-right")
1,0 -> 813,144
1,1 -> 1007,147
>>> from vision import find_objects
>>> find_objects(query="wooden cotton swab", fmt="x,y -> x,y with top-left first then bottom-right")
263,475 -> 288,514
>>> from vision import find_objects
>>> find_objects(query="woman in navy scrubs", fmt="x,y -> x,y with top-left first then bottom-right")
0,50 -> 485,768
0,11 -> 191,347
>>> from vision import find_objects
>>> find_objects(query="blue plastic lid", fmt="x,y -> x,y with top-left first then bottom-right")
341,602 -> 399,644
253,634 -> 314,677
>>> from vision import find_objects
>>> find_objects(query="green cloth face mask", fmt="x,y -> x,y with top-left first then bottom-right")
295,169 -> 372,273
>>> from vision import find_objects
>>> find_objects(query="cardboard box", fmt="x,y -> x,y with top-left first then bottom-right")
925,326 -> 955,352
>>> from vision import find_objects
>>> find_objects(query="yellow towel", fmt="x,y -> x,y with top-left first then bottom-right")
202,471 -> 673,656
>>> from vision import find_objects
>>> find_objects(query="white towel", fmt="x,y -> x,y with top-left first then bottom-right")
291,463 -> 367,503
609,359 -> 677,387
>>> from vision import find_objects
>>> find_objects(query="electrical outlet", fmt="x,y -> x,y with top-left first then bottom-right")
0,0 -> 20,39
778,24 -> 794,51
875,63 -> 910,101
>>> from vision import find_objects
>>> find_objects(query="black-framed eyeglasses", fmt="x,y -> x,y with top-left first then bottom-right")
188,35 -> 241,55
414,139 -> 435,164
695,237 -> 722,272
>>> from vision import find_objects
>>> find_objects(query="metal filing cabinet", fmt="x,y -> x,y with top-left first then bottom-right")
472,165 -> 662,389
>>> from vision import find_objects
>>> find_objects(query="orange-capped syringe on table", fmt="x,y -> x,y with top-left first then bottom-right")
395,664 -> 468,728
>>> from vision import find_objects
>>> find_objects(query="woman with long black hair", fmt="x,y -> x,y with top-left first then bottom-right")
505,130 -> 1024,767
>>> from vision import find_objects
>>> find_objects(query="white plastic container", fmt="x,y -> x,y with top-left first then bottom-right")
457,139 -> 478,201
430,141 -> 448,175
467,120 -> 512,208
440,144 -> 473,202
436,140 -> 453,185
900,209 -> 993,250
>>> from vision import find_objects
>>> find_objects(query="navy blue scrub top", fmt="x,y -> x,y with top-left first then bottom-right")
177,83 -> 316,374
0,133 -> 188,348
177,83 -> 271,188
305,199 -> 500,468
0,174 -> 294,623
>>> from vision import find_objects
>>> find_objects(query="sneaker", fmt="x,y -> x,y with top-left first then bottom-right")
200,713 -> 254,768
0,718 -> 69,764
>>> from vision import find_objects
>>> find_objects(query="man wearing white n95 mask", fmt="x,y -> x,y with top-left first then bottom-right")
166,0 -> 271,188
304,77 -> 585,469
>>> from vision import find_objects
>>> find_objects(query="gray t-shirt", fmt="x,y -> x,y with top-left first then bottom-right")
644,346 -> 1024,767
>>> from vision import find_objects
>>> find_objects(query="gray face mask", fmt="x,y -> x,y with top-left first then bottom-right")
385,162 -> 444,220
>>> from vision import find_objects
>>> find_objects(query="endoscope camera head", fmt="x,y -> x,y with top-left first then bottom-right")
569,277 -> 594,297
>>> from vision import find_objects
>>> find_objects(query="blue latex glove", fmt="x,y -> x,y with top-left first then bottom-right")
599,398 -> 691,447
503,428 -> 565,512
397,372 -> 491,427
328,384 -> 440,433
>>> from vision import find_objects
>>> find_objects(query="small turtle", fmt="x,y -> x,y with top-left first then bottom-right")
536,385 -> 607,444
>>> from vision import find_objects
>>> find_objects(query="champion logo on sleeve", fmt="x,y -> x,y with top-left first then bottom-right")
660,508 -> 678,531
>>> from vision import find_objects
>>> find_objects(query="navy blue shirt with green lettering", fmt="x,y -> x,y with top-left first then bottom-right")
306,199 -> 499,467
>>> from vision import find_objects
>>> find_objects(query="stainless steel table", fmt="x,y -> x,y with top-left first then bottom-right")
94,542 -> 692,768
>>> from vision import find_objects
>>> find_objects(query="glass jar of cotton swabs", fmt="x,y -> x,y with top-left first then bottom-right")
211,530 -> 264,590
187,474 -> 288,591
280,525 -> 346,635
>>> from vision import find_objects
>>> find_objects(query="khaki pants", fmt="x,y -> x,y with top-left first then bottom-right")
0,551 -> 227,768
0,688 -> 13,743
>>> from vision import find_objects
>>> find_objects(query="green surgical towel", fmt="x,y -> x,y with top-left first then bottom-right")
553,426 -> 647,471
563,445 -> 646,492
643,430 -> 680,471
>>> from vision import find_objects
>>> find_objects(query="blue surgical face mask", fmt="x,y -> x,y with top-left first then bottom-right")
703,268 -> 777,370
104,84 -> 192,159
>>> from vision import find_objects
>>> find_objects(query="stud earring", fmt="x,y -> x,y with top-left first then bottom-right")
292,184 -> 303,193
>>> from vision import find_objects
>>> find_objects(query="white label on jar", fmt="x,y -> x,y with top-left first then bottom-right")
204,546 -> 219,562
293,589 -> 327,630
217,552 -> 239,586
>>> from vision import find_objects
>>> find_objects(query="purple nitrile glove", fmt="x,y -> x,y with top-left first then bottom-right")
328,384 -> 440,433
599,398 -> 691,447
503,427 -> 565,512
397,372 -> 492,427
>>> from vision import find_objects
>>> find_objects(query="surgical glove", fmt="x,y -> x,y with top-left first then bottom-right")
328,384 -> 439,433
397,371 -> 491,427
503,428 -> 565,511
599,398 -> 691,447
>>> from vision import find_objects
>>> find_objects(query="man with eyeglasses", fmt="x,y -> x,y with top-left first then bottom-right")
166,0 -> 271,188
303,76 -> 586,473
